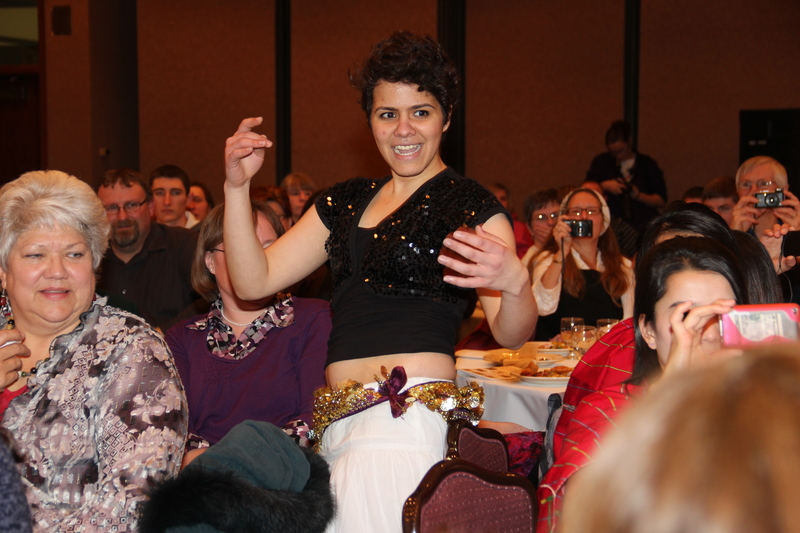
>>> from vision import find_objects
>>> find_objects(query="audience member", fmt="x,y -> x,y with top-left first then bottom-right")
561,348 -> 800,533
150,164 -> 198,228
280,172 -> 315,224
585,119 -> 666,227
0,170 -> 186,531
731,156 -> 800,236
531,187 -> 633,341
221,31 -> 536,533
187,181 -> 215,223
701,175 -> 737,227
521,188 -> 560,268
489,182 -> 534,258
166,200 -> 330,458
251,184 -> 293,231
538,236 -> 747,532
550,202 -> 781,459
681,185 -> 704,203
581,180 -> 639,257
95,168 -> 206,330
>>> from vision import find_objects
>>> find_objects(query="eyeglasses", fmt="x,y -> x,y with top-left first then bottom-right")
533,213 -> 559,222
104,199 -> 148,215
738,179 -> 775,190
565,207 -> 602,217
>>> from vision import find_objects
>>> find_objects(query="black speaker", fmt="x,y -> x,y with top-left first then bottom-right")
740,109 -> 800,191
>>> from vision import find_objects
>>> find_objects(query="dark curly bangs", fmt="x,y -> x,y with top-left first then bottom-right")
350,31 -> 460,126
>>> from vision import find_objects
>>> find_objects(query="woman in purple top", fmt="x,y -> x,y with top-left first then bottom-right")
166,201 -> 331,462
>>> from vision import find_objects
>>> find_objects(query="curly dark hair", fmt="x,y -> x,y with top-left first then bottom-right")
350,31 -> 460,126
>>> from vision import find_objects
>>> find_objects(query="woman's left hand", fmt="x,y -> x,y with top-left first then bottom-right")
439,225 -> 528,295
663,298 -> 736,377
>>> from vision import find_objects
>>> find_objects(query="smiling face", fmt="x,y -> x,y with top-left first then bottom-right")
205,213 -> 278,309
0,226 -> 95,336
370,81 -> 449,182
640,269 -> 736,368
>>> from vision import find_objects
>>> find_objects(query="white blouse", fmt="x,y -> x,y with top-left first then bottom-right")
531,249 -> 634,317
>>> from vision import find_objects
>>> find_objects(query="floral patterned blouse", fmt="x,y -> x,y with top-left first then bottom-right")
2,298 -> 188,532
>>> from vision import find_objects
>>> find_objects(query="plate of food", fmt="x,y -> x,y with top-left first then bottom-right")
458,367 -> 522,382
520,365 -> 574,386
534,341 -> 570,357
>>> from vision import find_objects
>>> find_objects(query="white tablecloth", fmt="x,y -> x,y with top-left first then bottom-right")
455,354 -> 567,431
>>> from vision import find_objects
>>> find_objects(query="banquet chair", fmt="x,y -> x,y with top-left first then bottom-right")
402,459 -> 537,533
537,392 -> 564,480
446,419 -> 510,473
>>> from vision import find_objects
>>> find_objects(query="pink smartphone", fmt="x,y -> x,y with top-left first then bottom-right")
720,304 -> 800,346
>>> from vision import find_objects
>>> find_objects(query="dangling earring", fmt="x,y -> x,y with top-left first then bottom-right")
1,289 -> 13,330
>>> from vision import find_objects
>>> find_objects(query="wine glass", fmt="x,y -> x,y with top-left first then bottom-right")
596,319 -> 620,340
560,317 -> 584,359
572,325 -> 597,356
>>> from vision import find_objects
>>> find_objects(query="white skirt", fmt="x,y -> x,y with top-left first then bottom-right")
320,377 -> 448,533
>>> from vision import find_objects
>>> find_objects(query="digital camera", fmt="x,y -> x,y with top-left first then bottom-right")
754,188 -> 784,208
720,304 -> 800,346
565,219 -> 593,238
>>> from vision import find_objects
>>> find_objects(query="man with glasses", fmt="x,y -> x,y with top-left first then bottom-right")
731,156 -> 800,236
95,168 -> 206,329
521,188 -> 561,268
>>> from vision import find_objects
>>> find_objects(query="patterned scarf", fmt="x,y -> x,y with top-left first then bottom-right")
187,294 -> 295,360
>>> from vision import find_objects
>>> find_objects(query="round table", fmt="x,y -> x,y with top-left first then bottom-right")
455,353 -> 568,431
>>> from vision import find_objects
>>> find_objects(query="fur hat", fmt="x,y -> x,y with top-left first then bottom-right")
138,421 -> 335,533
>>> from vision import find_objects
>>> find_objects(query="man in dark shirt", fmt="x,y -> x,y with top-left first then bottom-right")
95,168 -> 206,330
585,120 -> 667,228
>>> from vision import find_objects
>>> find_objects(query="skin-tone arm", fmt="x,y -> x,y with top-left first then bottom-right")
223,118 -> 329,300
439,215 -> 537,349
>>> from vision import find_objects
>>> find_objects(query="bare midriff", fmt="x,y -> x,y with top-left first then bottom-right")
325,352 -> 456,388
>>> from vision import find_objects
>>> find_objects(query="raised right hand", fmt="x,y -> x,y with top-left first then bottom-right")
0,329 -> 28,392
224,117 -> 273,189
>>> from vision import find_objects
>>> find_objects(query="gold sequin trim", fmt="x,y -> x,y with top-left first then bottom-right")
311,380 -> 484,447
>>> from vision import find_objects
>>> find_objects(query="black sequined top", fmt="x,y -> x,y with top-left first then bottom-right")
316,168 -> 509,364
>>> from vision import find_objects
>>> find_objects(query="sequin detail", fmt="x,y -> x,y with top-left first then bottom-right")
316,169 -> 506,302
310,375 -> 484,447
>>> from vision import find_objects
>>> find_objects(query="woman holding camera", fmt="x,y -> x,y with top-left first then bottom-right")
531,187 -> 633,341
